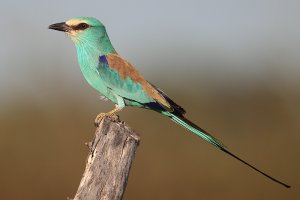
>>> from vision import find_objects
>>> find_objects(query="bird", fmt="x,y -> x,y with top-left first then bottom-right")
49,17 -> 290,188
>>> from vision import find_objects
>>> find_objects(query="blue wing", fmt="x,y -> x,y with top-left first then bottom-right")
97,54 -> 156,106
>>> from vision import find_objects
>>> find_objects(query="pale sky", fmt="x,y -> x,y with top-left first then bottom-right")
1,0 -> 300,103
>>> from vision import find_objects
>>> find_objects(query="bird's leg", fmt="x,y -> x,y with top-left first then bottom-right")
94,104 -> 123,125
94,94 -> 125,126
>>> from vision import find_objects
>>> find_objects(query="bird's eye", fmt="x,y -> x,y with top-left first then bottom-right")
76,23 -> 90,30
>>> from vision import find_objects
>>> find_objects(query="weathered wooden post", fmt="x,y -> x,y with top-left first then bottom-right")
73,116 -> 140,200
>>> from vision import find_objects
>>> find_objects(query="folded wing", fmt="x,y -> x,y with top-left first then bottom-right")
97,53 -> 172,111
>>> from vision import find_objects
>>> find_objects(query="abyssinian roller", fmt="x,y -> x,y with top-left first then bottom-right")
49,17 -> 290,188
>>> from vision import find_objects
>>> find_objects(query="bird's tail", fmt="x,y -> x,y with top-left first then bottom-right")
162,111 -> 226,149
162,111 -> 291,188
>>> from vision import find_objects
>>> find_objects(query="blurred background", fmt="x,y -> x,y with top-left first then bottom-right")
0,0 -> 299,199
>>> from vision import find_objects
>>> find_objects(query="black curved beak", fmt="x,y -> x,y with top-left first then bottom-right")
48,22 -> 70,32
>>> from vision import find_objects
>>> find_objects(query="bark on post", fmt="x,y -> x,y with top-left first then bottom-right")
73,116 -> 140,200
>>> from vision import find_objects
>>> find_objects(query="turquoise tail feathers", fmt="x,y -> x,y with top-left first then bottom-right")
162,111 -> 226,149
162,111 -> 291,188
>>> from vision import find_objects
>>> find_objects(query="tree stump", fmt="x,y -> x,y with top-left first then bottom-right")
73,116 -> 140,200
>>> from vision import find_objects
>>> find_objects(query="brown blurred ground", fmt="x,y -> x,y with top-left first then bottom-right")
0,74 -> 298,200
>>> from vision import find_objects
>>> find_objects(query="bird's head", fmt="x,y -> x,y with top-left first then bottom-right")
49,17 -> 106,44
49,17 -> 115,55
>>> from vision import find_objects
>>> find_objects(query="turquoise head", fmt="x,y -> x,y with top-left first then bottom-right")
49,17 -> 115,55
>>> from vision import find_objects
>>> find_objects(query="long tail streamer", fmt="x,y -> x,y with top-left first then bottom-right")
163,111 -> 290,188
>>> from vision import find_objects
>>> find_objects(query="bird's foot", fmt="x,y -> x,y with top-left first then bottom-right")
94,106 -> 123,126
94,112 -> 111,126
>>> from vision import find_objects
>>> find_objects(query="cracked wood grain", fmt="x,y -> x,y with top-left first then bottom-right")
73,116 -> 140,200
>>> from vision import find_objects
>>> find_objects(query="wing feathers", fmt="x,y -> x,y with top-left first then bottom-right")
105,53 -> 172,110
